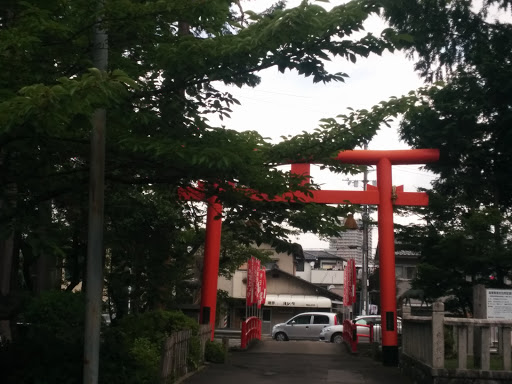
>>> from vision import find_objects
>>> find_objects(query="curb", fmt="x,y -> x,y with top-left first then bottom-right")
175,365 -> 207,384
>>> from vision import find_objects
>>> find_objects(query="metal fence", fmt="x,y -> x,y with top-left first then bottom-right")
241,316 -> 261,349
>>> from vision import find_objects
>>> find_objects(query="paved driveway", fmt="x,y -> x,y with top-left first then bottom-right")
183,339 -> 413,384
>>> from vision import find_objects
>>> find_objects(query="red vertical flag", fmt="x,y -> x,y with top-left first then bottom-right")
246,257 -> 262,306
343,261 -> 349,305
351,259 -> 356,304
264,267 -> 267,305
258,267 -> 266,308
252,258 -> 261,306
245,257 -> 253,306
344,259 -> 356,306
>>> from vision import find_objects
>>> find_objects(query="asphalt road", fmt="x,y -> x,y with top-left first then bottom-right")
183,339 -> 413,384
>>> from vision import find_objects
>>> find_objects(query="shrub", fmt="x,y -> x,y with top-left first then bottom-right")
187,335 -> 201,371
130,337 -> 161,373
100,310 -> 200,384
204,340 -> 226,364
0,290 -> 85,384
444,325 -> 456,359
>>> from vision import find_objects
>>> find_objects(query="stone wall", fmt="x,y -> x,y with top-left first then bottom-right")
401,352 -> 512,384
400,353 -> 435,384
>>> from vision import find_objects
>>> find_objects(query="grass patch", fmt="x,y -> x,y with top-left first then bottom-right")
444,354 -> 510,370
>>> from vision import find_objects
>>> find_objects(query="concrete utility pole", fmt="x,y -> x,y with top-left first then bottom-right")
361,144 -> 369,316
83,1 -> 108,383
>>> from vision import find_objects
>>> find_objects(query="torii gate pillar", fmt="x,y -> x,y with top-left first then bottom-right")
200,197 -> 223,341
377,157 -> 399,364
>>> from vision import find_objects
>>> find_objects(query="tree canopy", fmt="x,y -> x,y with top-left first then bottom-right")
382,0 -> 512,314
0,0 -> 401,321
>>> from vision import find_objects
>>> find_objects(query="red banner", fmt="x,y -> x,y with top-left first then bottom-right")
262,266 -> 267,305
253,258 -> 260,306
246,257 -> 254,305
351,259 -> 356,304
246,257 -> 261,306
343,259 -> 356,306
257,267 -> 266,308
343,264 -> 349,305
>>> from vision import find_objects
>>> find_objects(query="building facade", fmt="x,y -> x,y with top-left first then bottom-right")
217,244 -> 343,334
295,249 -> 345,297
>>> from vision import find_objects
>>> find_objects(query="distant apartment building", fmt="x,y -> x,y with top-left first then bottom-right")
328,219 -> 372,265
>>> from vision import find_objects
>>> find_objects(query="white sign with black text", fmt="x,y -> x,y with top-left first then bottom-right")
486,289 -> 512,320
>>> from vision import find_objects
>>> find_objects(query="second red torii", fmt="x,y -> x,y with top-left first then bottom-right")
180,148 -> 439,366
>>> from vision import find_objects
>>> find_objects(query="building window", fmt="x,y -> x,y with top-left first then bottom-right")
396,266 -> 417,280
296,260 -> 304,272
264,259 -> 279,270
406,266 -> 416,280
321,262 -> 335,270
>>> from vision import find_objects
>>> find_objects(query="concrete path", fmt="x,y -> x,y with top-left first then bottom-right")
183,339 -> 413,384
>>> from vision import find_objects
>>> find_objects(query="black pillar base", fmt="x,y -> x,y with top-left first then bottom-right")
382,346 -> 399,367
201,306 -> 210,325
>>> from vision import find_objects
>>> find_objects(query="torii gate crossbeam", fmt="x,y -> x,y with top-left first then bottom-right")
179,149 -> 439,367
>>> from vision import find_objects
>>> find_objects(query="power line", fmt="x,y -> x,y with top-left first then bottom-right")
394,166 -> 437,178
230,95 -> 328,114
240,88 -> 314,99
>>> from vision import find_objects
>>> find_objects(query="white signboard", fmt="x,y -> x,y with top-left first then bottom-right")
264,294 -> 332,308
486,289 -> 512,320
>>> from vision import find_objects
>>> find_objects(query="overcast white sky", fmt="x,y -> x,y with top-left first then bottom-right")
213,0 -> 439,249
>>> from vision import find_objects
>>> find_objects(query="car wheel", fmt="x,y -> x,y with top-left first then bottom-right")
332,333 -> 343,344
275,332 -> 288,341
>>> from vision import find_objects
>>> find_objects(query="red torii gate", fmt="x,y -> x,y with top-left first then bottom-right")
180,148 -> 439,366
